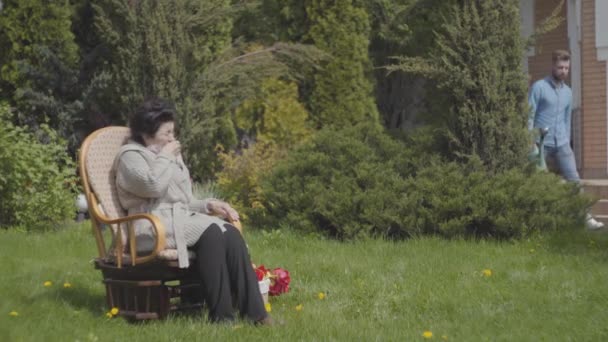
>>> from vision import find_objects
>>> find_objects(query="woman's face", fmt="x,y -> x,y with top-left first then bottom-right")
143,121 -> 175,148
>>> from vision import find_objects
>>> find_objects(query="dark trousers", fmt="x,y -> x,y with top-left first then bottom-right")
194,223 -> 267,323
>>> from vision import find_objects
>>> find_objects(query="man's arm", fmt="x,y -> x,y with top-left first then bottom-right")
527,82 -> 541,131
565,99 -> 572,141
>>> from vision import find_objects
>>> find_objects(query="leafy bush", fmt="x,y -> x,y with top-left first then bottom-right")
261,123 -> 592,239
217,142 -> 284,223
0,104 -> 77,230
235,78 -> 312,147
217,78 -> 312,222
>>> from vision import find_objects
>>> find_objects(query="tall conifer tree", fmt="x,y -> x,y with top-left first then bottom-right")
0,0 -> 81,138
239,0 -> 379,128
92,0 -> 235,178
389,0 -> 529,172
306,0 -> 379,127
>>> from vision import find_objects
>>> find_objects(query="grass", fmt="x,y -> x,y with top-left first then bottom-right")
2,222 -> 608,341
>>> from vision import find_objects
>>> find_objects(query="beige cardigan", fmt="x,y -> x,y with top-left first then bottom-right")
113,141 -> 226,268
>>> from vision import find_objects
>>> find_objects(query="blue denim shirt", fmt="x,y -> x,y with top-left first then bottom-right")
527,76 -> 572,148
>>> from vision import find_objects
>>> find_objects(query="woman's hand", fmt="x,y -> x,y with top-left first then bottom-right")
207,200 -> 240,222
160,140 -> 181,156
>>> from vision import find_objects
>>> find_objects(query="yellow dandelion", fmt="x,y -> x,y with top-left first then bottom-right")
63,282 -> 72,288
110,307 -> 119,316
9,311 -> 19,317
422,330 -> 433,339
265,302 -> 272,313
106,312 -> 113,318
318,292 -> 326,300
442,335 -> 448,340
43,281 -> 53,287
482,269 -> 492,277
295,304 -> 303,311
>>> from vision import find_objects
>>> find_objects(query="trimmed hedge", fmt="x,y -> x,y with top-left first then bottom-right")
261,123 -> 591,239
401,160 -> 590,239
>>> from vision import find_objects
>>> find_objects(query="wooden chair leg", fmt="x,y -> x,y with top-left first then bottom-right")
103,279 -> 167,321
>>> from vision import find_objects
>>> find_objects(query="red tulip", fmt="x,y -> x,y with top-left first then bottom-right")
269,267 -> 290,296
254,265 -> 269,281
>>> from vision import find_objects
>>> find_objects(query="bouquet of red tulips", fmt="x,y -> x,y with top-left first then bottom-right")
254,264 -> 291,296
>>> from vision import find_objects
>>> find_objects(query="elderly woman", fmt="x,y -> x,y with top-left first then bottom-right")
113,97 -> 271,325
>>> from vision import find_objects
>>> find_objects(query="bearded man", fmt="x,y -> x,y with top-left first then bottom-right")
528,49 -> 604,230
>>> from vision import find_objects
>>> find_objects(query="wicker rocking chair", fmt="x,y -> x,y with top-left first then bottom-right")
79,126 -> 236,321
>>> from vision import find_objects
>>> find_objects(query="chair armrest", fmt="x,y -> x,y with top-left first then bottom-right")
87,194 -> 165,267
89,195 -> 241,267
100,213 -> 166,267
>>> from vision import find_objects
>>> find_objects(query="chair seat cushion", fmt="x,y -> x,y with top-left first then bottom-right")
105,249 -> 196,265
158,249 -> 196,260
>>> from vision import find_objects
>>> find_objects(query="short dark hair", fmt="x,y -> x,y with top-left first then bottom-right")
552,49 -> 570,63
129,97 -> 176,145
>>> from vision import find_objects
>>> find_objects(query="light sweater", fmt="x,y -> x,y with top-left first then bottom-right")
113,141 -> 226,268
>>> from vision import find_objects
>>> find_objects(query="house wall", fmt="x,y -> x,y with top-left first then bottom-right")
527,0 -> 569,84
580,0 -> 607,178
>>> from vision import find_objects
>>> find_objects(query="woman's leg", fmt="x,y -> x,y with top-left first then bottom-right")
194,224 -> 235,322
194,223 -> 268,323
222,224 -> 268,322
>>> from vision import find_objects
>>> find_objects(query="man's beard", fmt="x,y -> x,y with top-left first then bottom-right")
553,72 -> 567,82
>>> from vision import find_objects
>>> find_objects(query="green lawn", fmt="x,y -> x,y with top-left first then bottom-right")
2,222 -> 608,341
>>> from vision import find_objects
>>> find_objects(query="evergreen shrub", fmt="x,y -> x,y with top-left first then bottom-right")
403,160 -> 591,239
261,122 -> 416,239
0,104 -> 77,230
387,0 -> 530,172
306,0 -> 379,127
91,0 -> 235,179
261,124 -> 592,239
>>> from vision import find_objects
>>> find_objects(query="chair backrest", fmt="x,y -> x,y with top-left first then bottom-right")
79,126 -> 131,257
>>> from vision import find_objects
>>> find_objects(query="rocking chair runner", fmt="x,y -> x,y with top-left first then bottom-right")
79,126 -> 240,320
